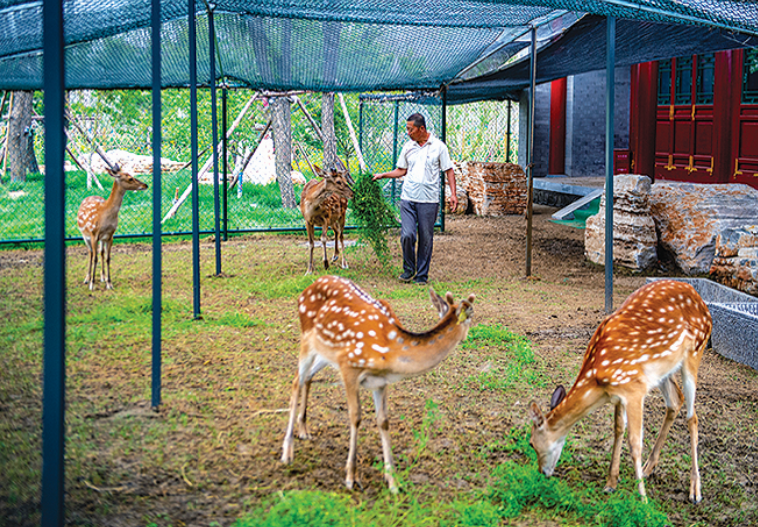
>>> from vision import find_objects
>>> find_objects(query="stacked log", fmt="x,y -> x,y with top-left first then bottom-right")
91,149 -> 185,175
584,174 -> 657,271
451,161 -> 526,216
710,225 -> 758,296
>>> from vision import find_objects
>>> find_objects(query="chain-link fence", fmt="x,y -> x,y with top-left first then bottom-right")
0,89 -> 518,244
359,93 -> 519,226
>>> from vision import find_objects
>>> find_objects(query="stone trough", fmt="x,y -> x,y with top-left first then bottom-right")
646,277 -> 758,370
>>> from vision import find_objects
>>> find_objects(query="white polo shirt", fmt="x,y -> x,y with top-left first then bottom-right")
397,134 -> 453,203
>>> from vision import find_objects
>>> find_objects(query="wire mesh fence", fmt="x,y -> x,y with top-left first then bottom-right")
0,89 -> 518,244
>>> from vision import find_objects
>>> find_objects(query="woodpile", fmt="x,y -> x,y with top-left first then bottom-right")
451,161 -> 526,216
91,149 -> 185,175
710,225 -> 758,296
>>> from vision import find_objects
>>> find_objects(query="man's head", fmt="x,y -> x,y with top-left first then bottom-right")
406,113 -> 428,143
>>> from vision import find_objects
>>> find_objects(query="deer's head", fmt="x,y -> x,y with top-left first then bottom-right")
429,289 -> 475,325
528,385 -> 567,476
107,166 -> 148,191
314,165 -> 354,200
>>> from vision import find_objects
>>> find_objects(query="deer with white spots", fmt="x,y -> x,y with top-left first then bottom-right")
76,166 -> 148,290
528,280 -> 712,504
300,166 -> 354,274
281,275 -> 475,493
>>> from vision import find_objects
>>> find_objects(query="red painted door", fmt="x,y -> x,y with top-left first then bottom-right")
655,54 -> 723,183
731,49 -> 758,188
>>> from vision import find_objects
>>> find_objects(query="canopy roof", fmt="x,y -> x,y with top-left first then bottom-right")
1,1 -> 757,95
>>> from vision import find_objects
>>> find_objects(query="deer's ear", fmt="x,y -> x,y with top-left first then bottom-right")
529,401 -> 545,427
106,167 -> 119,178
429,288 -> 449,318
550,385 -> 567,410
313,165 -> 323,177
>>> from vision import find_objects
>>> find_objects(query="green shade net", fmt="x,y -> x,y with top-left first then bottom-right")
1,1 -> 758,91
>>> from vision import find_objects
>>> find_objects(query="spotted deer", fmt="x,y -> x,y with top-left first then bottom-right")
76,166 -> 148,290
300,166 -> 353,274
528,280 -> 712,504
281,276 -> 475,493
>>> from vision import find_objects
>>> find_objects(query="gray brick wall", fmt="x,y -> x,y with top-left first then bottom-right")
519,68 -> 631,179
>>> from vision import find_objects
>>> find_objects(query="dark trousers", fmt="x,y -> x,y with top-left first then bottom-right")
399,200 -> 438,281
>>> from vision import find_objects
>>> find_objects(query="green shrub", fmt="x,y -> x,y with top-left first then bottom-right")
350,172 -> 398,270
234,491 -> 356,527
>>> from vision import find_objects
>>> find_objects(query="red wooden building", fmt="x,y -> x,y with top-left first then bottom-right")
549,48 -> 758,190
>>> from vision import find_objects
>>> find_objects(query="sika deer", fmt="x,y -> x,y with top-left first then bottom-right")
77,166 -> 148,290
528,280 -> 712,503
300,166 -> 353,274
281,276 -> 475,493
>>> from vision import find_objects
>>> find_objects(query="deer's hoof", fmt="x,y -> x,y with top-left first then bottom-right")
603,485 -> 616,494
345,479 -> 363,491
690,493 -> 703,505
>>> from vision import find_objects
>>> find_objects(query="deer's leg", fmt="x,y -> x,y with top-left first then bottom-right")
281,372 -> 301,464
336,218 -> 348,269
624,392 -> 648,502
297,355 -> 328,439
643,377 -> 683,478
104,237 -> 114,290
604,401 -> 626,493
305,223 -> 315,275
99,240 -> 107,283
682,351 -> 703,504
90,239 -> 99,291
320,223 -> 330,270
342,370 -> 362,490
372,385 -> 397,493
83,235 -> 94,285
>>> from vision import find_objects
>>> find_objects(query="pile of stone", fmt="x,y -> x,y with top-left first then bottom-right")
710,225 -> 758,296
91,149 -> 185,175
649,182 -> 758,275
584,174 -> 658,271
451,161 -> 526,216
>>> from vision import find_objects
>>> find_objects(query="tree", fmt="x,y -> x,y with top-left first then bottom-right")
322,92 -> 338,170
271,96 -> 296,208
5,91 -> 39,182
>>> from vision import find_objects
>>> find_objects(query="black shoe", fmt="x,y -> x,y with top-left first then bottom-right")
398,271 -> 416,283
413,277 -> 428,285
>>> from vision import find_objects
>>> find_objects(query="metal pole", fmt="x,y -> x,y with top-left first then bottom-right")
222,86 -> 228,241
391,101 -> 399,202
151,0 -> 162,408
189,0 -> 201,318
526,26 -> 537,277
41,0 -> 66,524
209,4 -> 221,275
506,100 -> 512,162
605,17 -> 616,314
358,99 -> 364,170
440,87 -> 447,232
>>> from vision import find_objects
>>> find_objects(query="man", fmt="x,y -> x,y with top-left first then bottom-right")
372,113 -> 458,285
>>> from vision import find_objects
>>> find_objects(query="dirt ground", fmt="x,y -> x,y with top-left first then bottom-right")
1,204 -> 756,526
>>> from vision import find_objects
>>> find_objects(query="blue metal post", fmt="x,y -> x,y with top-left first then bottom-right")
222,87 -> 228,241
151,0 -> 163,408
440,86 -> 447,232
209,5 -> 221,275
605,17 -> 616,314
41,0 -> 66,524
189,0 -> 201,318
526,26 -> 537,277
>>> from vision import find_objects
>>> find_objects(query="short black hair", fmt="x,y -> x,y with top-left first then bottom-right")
406,113 -> 426,129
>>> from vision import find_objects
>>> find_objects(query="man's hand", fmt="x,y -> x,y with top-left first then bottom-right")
448,194 -> 458,213
372,173 -> 383,182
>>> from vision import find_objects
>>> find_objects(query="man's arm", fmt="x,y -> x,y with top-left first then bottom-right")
445,168 -> 458,213
372,167 -> 407,181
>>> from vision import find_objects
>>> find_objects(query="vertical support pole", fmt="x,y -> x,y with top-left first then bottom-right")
41,0 -> 66,525
209,5 -> 221,276
359,99 -> 364,169
151,0 -> 162,408
189,0 -> 201,318
506,100 -> 512,162
440,87 -> 447,232
605,16 -> 616,314
222,86 -> 228,241
526,26 -> 537,277
391,101 -> 399,203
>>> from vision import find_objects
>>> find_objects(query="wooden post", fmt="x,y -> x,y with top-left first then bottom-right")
163,93 -> 260,222
337,93 -> 367,172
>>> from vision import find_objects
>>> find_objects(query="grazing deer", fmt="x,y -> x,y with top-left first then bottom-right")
76,166 -> 148,290
281,276 -> 476,493
300,166 -> 353,274
528,280 -> 712,504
